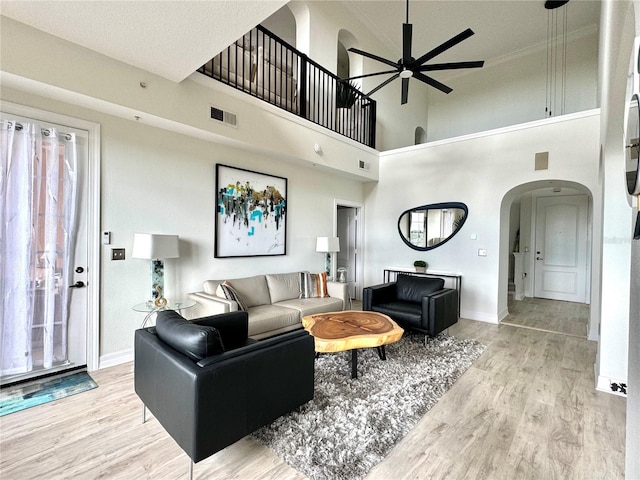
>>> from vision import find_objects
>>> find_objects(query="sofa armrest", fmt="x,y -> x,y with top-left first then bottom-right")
420,288 -> 459,336
363,282 -> 397,310
186,292 -> 238,320
326,281 -> 349,309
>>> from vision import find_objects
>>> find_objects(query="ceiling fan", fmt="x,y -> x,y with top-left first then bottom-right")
341,0 -> 485,104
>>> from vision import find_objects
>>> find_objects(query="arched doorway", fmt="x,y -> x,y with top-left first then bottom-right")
499,180 -> 595,338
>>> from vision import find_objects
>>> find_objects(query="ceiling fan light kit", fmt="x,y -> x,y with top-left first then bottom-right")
341,0 -> 484,104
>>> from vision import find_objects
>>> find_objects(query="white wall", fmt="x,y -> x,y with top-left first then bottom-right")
0,15 -> 377,362
366,111 -> 601,325
426,28 -> 599,141
2,86 -> 365,360
0,16 -> 380,184
596,0 -> 635,397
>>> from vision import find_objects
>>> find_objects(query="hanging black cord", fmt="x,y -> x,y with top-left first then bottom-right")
406,0 -> 409,24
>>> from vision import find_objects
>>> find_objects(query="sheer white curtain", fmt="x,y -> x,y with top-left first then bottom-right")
0,119 -> 78,376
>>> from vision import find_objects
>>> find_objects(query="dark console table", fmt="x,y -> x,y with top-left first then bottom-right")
383,268 -> 462,316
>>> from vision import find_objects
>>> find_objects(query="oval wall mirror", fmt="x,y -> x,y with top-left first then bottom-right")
626,93 -> 640,195
398,202 -> 468,251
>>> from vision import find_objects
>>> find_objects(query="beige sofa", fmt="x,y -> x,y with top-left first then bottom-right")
188,272 -> 348,339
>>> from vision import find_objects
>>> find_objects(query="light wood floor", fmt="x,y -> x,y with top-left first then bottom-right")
502,296 -> 589,338
0,318 -> 625,479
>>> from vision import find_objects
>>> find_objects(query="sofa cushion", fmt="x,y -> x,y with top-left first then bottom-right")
299,272 -> 329,298
276,296 -> 343,316
396,274 -> 444,304
220,281 -> 248,311
265,273 -> 301,303
225,275 -> 271,307
156,310 -> 225,361
245,304 -> 301,337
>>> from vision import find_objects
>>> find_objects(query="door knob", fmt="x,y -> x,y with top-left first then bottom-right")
536,257 -> 544,260
69,281 -> 86,288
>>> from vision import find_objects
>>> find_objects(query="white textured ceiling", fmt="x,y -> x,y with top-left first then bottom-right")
0,0 -> 288,82
0,0 -> 600,83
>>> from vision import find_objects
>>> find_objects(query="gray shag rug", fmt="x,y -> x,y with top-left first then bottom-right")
253,332 -> 485,480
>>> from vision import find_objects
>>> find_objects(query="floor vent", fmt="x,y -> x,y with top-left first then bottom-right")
210,106 -> 237,127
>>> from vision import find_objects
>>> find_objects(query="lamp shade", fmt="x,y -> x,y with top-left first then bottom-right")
316,236 -> 340,253
132,233 -> 180,259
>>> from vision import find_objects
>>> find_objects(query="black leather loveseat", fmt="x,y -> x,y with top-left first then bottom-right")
363,274 -> 459,337
134,310 -> 315,478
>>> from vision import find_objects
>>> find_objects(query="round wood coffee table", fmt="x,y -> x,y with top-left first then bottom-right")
301,310 -> 404,378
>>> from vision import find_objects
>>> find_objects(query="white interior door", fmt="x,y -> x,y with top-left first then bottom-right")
534,195 -> 588,303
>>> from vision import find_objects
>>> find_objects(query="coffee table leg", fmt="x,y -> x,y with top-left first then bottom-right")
351,349 -> 358,379
376,345 -> 387,361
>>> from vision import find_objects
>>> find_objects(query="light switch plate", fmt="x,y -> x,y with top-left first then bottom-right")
478,249 -> 487,257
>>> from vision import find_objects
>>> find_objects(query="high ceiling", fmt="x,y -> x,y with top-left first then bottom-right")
343,0 -> 600,66
0,0 -> 600,83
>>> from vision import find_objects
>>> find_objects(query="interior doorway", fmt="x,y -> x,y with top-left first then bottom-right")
335,200 -> 363,301
501,181 -> 593,338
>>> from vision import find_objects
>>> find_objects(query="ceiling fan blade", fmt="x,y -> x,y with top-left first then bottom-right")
417,60 -> 485,72
367,73 -> 400,96
401,77 -> 410,104
414,28 -> 475,66
414,72 -> 453,94
403,23 -> 412,64
349,48 -> 398,69
340,69 -> 399,82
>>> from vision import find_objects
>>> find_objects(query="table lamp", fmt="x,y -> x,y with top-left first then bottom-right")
316,236 -> 340,278
132,233 -> 180,307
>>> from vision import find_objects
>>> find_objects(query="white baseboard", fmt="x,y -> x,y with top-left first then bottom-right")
99,349 -> 133,369
596,373 -> 628,397
460,310 -> 500,324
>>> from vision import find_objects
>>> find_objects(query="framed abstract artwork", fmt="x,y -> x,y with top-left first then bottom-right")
215,164 -> 287,257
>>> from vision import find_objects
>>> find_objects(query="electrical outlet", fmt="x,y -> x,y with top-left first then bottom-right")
111,248 -> 125,260
478,249 -> 487,257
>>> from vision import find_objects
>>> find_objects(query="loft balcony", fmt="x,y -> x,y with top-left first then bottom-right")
197,25 -> 376,149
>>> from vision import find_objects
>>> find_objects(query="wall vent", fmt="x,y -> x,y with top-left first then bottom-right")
358,159 -> 370,171
210,106 -> 237,128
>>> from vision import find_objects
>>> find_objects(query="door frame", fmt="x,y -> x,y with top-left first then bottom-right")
2,101 -> 101,372
530,192 -> 592,304
334,199 -> 364,301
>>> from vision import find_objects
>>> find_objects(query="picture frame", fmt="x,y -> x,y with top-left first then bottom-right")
215,164 -> 287,257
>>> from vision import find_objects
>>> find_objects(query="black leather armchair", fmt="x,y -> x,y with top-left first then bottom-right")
134,310 -> 315,478
363,274 -> 458,337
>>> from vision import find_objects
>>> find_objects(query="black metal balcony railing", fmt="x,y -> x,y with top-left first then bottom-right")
198,25 -> 376,149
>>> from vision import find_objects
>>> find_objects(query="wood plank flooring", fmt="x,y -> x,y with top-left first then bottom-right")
0,317 -> 625,479
502,297 -> 589,338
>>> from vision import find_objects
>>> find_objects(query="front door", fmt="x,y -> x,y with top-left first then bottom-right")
533,195 -> 589,303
